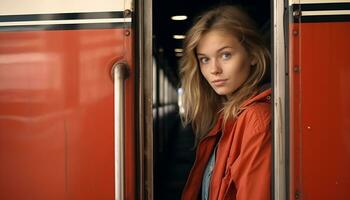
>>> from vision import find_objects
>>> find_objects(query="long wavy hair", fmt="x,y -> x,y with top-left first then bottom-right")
180,5 -> 270,141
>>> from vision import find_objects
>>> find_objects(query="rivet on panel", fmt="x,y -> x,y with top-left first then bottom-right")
293,66 -> 300,72
307,126 -> 311,130
293,29 -> 299,36
293,10 -> 302,18
125,30 -> 131,36
124,9 -> 132,17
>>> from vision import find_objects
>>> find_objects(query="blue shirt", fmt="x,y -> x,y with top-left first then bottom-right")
201,146 -> 217,200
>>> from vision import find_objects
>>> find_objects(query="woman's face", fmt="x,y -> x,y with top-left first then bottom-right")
196,30 -> 254,97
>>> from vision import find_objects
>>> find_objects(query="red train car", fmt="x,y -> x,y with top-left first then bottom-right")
288,0 -> 350,199
1,0 -> 350,199
0,0 -> 145,199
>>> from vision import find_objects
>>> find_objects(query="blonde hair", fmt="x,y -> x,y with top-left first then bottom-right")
180,5 -> 270,141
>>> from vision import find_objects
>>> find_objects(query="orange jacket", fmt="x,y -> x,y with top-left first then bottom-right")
182,88 -> 272,200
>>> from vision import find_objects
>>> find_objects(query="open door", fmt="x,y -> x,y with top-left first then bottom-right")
0,0 -> 137,199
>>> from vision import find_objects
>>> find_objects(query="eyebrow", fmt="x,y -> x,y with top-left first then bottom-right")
197,46 -> 233,56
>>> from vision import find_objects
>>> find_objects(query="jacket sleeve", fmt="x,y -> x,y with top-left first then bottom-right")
228,108 -> 272,200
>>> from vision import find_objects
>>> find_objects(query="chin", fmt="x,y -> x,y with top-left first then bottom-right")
214,89 -> 230,96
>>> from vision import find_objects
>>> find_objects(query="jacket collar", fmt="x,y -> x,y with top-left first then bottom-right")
206,87 -> 272,137
240,87 -> 272,109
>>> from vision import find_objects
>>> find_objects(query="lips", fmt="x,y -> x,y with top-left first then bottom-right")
212,79 -> 228,86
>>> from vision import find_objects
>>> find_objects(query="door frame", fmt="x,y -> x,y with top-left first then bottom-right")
273,0 -> 288,199
135,0 -> 153,199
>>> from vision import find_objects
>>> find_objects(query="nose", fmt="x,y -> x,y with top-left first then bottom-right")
210,59 -> 222,75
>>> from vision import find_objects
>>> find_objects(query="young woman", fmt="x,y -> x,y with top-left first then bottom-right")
180,5 -> 271,200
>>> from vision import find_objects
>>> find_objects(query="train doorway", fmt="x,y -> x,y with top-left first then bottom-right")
152,0 -> 272,199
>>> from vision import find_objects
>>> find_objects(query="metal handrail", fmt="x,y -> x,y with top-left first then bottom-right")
112,61 -> 129,200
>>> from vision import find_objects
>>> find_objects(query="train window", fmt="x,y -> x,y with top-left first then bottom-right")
153,0 -> 272,199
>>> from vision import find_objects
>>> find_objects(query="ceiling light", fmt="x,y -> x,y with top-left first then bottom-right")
174,48 -> 183,53
171,15 -> 188,21
173,35 -> 185,39
175,53 -> 183,57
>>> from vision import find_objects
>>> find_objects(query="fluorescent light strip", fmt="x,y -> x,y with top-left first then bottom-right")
0,17 -> 131,26
174,48 -> 183,53
173,35 -> 185,39
171,15 -> 187,20
302,10 -> 350,16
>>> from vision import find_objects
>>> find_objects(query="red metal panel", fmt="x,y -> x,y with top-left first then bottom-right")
290,22 -> 350,199
124,29 -> 136,200
289,22 -> 301,200
0,28 -> 135,199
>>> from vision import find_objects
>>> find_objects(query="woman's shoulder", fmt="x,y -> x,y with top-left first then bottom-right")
238,86 -> 272,126
237,102 -> 271,132
244,101 -> 271,117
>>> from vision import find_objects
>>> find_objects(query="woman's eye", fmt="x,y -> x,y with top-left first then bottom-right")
221,52 -> 232,60
199,57 -> 209,64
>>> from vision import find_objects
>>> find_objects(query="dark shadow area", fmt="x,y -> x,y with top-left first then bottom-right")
154,111 -> 195,200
